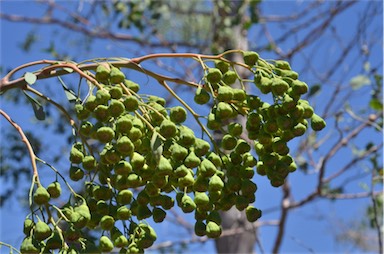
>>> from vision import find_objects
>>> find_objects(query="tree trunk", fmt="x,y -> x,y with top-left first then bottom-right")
213,2 -> 258,253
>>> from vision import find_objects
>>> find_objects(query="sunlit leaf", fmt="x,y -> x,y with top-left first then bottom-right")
24,72 -> 37,85
350,75 -> 370,90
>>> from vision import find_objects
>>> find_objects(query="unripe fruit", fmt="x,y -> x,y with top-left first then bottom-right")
310,113 -> 326,131
206,68 -> 222,84
292,123 -> 306,136
217,86 -> 233,102
208,174 -> 224,192
291,80 -> 308,95
157,156 -> 173,176
198,158 -> 217,177
99,236 -> 114,252
109,85 -> 123,99
69,146 -> 84,164
123,95 -> 139,111
221,134 -> 237,150
34,221 -> 52,241
20,236 -> 40,254
33,186 -> 50,205
124,79 -> 140,93
82,155 -> 96,171
245,206 -> 262,222
194,138 -> 211,157
93,185 -> 112,201
170,106 -> 187,124
243,51 -> 259,66
207,112 -> 221,130
222,70 -> 237,85
137,204 -> 152,220
117,189 -> 133,205
47,181 -> 61,199
130,152 -> 145,170
75,104 -> 90,120
216,102 -> 233,119
226,176 -> 242,192
228,122 -> 243,137
97,126 -> 115,143
271,78 -> 289,96
184,151 -> 201,168
178,171 -> 195,187
79,121 -> 93,137
193,175 -> 209,192
207,152 -> 222,167
255,76 -> 272,94
275,60 -> 291,70
232,88 -> 246,101
93,105 -> 110,122
45,231 -> 62,250
152,207 -> 166,223
277,115 -> 294,130
110,67 -> 125,84
235,139 -> 251,154
128,127 -> 142,142
241,179 -> 258,194
95,89 -> 111,105
170,143 -> 188,161
194,192 -> 210,210
299,100 -> 314,118
174,164 -> 189,177
84,95 -> 97,111
159,119 -> 177,139
235,195 -> 249,211
95,64 -> 110,82
116,136 -> 134,156
194,86 -> 211,105
23,218 -> 34,236
194,220 -> 206,236
114,160 -> 132,175
206,221 -> 222,238
247,95 -> 262,110
100,215 -> 115,231
178,126 -> 196,147
108,99 -> 125,118
114,235 -> 128,248
263,120 -> 278,134
215,60 -> 230,73
116,115 -> 133,134
69,166 -> 84,182
181,195 -> 196,213
117,206 -> 131,220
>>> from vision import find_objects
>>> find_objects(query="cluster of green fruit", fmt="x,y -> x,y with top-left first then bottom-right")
23,52 -> 325,253
195,51 -> 325,186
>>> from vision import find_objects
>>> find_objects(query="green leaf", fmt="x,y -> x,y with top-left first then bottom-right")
350,75 -> 370,90
23,91 -> 45,120
150,131 -> 163,163
369,98 -> 383,111
57,76 -> 78,103
308,84 -> 321,97
24,72 -> 37,85
63,67 -> 74,73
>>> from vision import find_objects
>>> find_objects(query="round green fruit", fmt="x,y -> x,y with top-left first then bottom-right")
33,186 -> 50,205
99,235 -> 114,252
170,106 -> 187,124
47,181 -> 61,199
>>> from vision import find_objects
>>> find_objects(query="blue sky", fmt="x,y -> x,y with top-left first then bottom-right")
0,1 -> 382,254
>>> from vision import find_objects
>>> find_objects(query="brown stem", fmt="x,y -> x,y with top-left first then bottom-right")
0,109 -> 40,184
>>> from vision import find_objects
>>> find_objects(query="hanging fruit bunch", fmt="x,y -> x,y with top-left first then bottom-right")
16,50 -> 325,253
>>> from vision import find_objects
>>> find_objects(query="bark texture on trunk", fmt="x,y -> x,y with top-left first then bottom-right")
212,2 -> 258,253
